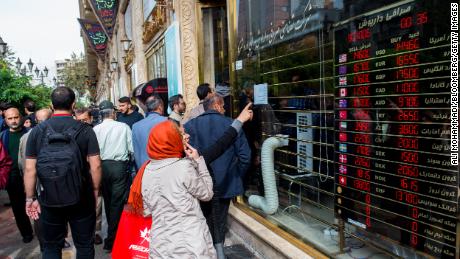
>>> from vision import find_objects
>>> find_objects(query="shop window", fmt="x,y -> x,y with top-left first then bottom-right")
147,39 -> 167,80
125,1 -> 133,40
234,0 -> 457,258
143,0 -> 156,21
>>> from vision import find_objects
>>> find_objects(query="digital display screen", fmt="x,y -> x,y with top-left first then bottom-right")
334,1 -> 458,258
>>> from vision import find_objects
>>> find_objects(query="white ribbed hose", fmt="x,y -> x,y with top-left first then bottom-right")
248,135 -> 288,214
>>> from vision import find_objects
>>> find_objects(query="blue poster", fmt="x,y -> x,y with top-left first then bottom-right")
165,22 -> 183,97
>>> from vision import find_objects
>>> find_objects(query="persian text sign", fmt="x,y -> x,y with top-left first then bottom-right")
89,0 -> 118,38
78,19 -> 108,58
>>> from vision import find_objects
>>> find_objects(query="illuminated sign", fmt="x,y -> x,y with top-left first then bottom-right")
334,1 -> 458,258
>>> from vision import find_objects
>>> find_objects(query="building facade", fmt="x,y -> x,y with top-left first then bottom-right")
79,0 -> 459,258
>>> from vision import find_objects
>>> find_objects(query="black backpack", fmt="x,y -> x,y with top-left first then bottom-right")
36,122 -> 85,207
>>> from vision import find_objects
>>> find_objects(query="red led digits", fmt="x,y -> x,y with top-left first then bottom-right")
396,53 -> 419,66
354,134 -> 372,144
356,145 -> 371,156
353,61 -> 370,72
353,179 -> 371,192
357,168 -> 371,180
353,49 -> 370,60
355,122 -> 371,132
353,86 -> 370,96
348,28 -> 371,43
352,98 -> 371,108
399,12 -> 428,29
396,82 -> 419,93
397,165 -> 419,177
354,156 -> 371,168
395,38 -> 420,51
401,151 -> 419,164
395,190 -> 419,205
398,96 -> 419,108
398,124 -> 419,135
400,178 -> 419,192
397,110 -> 419,121
353,73 -> 370,84
395,68 -> 419,80
397,138 -> 419,150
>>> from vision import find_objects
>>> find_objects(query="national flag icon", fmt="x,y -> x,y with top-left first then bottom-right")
339,165 -> 347,174
339,175 -> 347,185
339,110 -> 347,120
339,65 -> 347,75
339,133 -> 347,142
339,99 -> 348,108
339,76 -> 347,86
339,54 -> 347,63
339,121 -> 347,130
339,143 -> 347,152
340,88 -> 347,97
339,154 -> 348,164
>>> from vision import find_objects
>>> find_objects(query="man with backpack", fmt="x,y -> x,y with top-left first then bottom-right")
23,87 -> 102,259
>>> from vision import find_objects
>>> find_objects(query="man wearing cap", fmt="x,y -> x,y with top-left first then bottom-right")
116,96 -> 144,129
93,100 -> 133,252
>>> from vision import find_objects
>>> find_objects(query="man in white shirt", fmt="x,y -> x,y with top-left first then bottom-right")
93,100 -> 133,252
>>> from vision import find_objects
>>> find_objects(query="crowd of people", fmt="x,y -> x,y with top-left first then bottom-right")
0,82 -> 254,259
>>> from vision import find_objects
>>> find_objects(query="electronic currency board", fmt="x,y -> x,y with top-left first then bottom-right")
333,1 -> 458,258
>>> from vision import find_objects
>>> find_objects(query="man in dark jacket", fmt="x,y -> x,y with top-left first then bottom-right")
184,95 -> 251,258
116,96 -> 144,128
0,107 -> 34,243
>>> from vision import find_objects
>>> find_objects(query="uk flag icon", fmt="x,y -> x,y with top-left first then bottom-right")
339,165 -> 347,174
339,77 -> 347,86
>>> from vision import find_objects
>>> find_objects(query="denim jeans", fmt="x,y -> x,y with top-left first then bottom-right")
40,202 -> 95,259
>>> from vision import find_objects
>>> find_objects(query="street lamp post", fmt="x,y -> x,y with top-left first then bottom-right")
0,37 -> 7,57
27,58 -> 34,72
16,58 -> 22,71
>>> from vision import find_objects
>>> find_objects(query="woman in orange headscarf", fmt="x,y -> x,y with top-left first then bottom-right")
131,120 -> 216,258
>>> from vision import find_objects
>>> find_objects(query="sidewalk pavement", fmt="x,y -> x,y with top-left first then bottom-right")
0,190 -> 255,259
0,190 -> 109,259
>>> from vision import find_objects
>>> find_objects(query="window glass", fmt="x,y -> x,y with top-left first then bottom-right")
235,0 -> 457,258
125,1 -> 133,40
143,0 -> 157,21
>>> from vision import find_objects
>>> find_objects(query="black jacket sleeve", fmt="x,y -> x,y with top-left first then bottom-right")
200,126 -> 238,164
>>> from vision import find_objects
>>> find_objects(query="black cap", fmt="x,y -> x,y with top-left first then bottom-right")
99,100 -> 114,110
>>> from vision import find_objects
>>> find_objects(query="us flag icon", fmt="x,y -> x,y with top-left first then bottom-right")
339,121 -> 347,130
340,88 -> 347,97
339,165 -> 347,174
339,133 -> 347,142
339,99 -> 347,108
339,77 -> 347,86
339,111 -> 347,120
339,175 -> 347,185
339,54 -> 347,63
339,154 -> 347,164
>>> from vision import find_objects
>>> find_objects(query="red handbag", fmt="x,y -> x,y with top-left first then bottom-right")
112,209 -> 152,259
0,141 -> 12,189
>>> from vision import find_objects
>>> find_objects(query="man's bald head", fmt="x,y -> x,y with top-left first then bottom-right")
203,94 -> 225,114
4,107 -> 22,131
35,109 -> 52,124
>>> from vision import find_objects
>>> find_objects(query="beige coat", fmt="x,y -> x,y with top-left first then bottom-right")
142,156 -> 216,259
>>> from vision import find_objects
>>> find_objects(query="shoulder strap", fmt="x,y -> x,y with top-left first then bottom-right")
64,122 -> 85,139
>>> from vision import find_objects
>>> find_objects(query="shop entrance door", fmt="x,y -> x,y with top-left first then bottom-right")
199,2 -> 230,95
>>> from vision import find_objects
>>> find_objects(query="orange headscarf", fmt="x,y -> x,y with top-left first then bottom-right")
127,120 -> 184,214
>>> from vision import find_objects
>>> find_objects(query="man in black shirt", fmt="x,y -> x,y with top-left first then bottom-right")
116,96 -> 143,128
0,107 -> 33,243
24,87 -> 102,259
